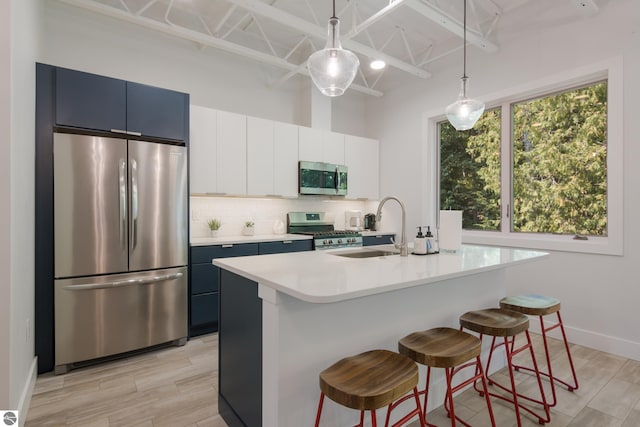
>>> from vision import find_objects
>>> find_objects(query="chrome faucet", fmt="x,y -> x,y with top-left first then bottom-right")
376,196 -> 408,257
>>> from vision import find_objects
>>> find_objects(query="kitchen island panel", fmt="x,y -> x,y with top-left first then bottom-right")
214,245 -> 549,426
259,268 -> 507,427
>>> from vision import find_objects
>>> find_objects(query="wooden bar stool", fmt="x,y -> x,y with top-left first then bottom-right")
499,294 -> 579,407
314,349 -> 426,427
395,327 -> 495,427
459,308 -> 550,426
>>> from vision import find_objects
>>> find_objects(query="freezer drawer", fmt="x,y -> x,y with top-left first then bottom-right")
54,267 -> 187,369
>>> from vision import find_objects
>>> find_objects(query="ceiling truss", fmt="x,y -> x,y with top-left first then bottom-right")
57,0 -> 506,97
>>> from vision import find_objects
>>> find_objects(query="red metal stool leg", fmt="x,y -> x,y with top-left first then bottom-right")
442,356 -> 497,427
483,332 -> 550,425
513,311 -> 579,407
384,387 -> 426,427
315,393 -> 325,427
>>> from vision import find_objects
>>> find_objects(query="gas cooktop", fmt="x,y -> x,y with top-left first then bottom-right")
287,212 -> 363,250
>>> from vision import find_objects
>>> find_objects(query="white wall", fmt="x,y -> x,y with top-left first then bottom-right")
0,0 -> 12,410
2,0 -> 39,418
376,0 -> 640,359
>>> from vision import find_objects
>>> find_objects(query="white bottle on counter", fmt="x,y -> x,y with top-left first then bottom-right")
425,225 -> 438,254
414,226 -> 428,255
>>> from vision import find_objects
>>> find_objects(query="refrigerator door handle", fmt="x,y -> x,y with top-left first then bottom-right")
131,158 -> 138,250
119,159 -> 127,249
62,272 -> 184,291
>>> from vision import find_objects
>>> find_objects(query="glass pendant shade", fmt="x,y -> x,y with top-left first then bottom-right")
308,17 -> 359,97
446,76 -> 485,130
446,0 -> 484,130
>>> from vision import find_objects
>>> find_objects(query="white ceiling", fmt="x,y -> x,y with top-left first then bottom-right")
56,0 -> 604,96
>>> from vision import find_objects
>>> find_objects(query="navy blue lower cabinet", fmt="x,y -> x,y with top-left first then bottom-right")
191,293 -> 218,327
189,243 -> 259,337
363,234 -> 395,246
189,240 -> 312,337
258,239 -> 312,255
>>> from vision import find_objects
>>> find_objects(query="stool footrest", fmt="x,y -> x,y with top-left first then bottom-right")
513,364 -> 578,391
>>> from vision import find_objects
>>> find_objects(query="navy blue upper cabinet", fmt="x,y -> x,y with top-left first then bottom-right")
55,68 -> 126,132
55,67 -> 188,142
126,82 -> 187,141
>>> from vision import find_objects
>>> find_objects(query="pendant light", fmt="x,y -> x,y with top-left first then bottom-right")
307,0 -> 360,97
446,0 -> 485,130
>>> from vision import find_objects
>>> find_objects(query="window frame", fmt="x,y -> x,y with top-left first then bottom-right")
425,57 -> 623,256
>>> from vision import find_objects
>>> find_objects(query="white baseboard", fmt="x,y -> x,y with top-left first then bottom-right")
528,319 -> 640,362
16,356 -> 37,427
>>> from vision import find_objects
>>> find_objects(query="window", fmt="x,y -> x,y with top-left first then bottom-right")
432,59 -> 622,255
439,108 -> 502,231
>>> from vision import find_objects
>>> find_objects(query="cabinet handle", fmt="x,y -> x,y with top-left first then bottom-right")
375,235 -> 383,238
222,244 -> 234,248
110,129 -> 127,134
126,130 -> 142,136
118,159 -> 127,249
130,158 -> 138,250
64,272 -> 184,290
282,240 -> 293,244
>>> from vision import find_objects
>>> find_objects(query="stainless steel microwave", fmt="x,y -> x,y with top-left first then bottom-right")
299,161 -> 348,196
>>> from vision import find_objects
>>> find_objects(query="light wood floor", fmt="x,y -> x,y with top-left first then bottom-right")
25,333 -> 640,426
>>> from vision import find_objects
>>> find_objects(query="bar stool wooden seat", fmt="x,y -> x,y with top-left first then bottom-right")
460,308 -> 550,426
395,327 -> 495,427
315,349 -> 426,427
499,294 -> 579,406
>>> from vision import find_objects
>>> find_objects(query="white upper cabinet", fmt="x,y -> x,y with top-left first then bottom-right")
298,126 -> 323,161
273,122 -> 299,197
298,126 -> 345,165
323,131 -> 345,165
190,105 -> 217,194
190,106 -> 378,199
247,118 -> 299,197
217,110 -> 247,195
345,135 -> 379,200
247,117 -> 274,196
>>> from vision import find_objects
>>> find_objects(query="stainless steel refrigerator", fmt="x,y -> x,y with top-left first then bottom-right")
53,132 -> 188,373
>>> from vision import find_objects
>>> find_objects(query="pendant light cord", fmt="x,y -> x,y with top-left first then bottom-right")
463,0 -> 467,79
331,0 -> 337,19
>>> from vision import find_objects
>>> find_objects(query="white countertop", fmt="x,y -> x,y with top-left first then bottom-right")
213,244 -> 549,303
190,233 -> 312,246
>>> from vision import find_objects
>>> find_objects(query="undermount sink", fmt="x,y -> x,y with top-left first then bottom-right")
330,248 -> 400,258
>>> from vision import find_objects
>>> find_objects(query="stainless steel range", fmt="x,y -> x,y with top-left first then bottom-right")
287,212 -> 363,250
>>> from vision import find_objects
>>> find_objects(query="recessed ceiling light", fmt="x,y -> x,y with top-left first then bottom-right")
370,59 -> 386,70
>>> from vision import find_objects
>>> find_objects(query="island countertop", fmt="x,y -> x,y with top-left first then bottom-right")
213,244 -> 549,303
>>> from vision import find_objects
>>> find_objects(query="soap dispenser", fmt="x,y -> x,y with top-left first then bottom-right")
425,226 -> 437,254
414,226 -> 428,255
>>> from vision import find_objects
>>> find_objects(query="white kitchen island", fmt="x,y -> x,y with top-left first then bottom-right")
213,244 -> 549,427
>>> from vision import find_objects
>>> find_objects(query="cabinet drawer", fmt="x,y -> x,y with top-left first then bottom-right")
363,234 -> 395,246
191,293 -> 218,327
191,263 -> 219,294
191,243 -> 259,263
258,240 -> 312,255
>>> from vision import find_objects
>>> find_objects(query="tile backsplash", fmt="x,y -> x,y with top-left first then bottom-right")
190,196 -> 381,238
